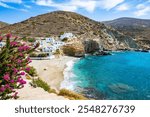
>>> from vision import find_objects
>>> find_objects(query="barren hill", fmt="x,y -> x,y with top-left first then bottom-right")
104,17 -> 150,49
0,11 -> 138,50
0,21 -> 8,29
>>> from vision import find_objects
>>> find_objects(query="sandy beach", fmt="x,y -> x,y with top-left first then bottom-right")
30,56 -> 76,91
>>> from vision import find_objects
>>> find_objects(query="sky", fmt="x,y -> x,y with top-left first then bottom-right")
0,0 -> 150,24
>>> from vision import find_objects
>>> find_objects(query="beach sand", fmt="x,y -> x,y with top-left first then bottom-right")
30,56 -> 76,91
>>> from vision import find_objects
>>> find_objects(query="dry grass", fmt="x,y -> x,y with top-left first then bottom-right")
58,89 -> 87,100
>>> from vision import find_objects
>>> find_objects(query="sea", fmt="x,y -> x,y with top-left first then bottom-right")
61,51 -> 150,100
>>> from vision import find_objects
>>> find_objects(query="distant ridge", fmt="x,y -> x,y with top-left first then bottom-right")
0,21 -> 9,29
103,17 -> 150,49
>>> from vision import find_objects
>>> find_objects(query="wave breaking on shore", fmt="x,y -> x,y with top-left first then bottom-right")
60,58 -> 79,91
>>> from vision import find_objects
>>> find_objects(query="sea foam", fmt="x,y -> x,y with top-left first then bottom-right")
60,58 -> 79,90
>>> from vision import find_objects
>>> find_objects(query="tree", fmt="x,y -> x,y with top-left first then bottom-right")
0,34 -> 39,100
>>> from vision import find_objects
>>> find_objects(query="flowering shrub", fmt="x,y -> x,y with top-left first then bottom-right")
0,34 -> 39,100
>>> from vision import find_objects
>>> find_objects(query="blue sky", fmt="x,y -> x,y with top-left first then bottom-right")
0,0 -> 150,24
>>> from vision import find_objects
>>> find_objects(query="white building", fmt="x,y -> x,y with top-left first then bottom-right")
34,38 -> 65,55
0,42 -> 6,48
60,33 -> 75,41
45,38 -> 55,44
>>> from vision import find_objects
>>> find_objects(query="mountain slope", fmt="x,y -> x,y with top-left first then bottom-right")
104,17 -> 150,49
0,11 -> 138,50
0,21 -> 9,29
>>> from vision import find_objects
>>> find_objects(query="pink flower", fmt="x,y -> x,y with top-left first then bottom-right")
0,36 -> 3,42
12,92 -> 18,99
10,41 -> 18,46
6,33 -> 12,38
3,74 -> 10,81
17,59 -> 22,63
10,79 -> 15,83
4,84 -> 10,89
13,68 -> 18,74
25,67 -> 30,72
19,53 -> 23,57
27,57 -> 32,63
20,72 -> 25,76
20,79 -> 26,84
0,87 -> 5,92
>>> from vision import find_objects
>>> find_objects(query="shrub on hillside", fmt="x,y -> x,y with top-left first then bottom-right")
31,78 -> 56,94
0,34 -> 39,100
25,66 -> 37,77
59,89 -> 87,100
38,53 -> 48,57
28,38 -> 35,42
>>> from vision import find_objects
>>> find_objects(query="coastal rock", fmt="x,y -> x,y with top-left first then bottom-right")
76,87 -> 106,100
109,83 -> 135,94
62,42 -> 85,57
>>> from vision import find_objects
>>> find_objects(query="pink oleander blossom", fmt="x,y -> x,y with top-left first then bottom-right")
17,59 -> 22,63
10,79 -> 15,83
19,79 -> 26,85
20,72 -> 25,76
12,92 -> 18,99
19,53 -> 23,57
0,87 -> 5,92
0,36 -> 3,41
25,67 -> 30,72
6,33 -> 12,38
10,41 -> 18,46
13,68 -> 18,74
4,84 -> 10,89
3,74 -> 10,81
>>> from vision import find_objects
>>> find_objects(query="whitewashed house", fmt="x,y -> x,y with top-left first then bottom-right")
0,42 -> 6,48
34,37 -> 65,58
45,38 -> 55,44
60,33 -> 75,41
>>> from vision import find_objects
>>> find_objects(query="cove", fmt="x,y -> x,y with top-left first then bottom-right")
66,52 -> 150,100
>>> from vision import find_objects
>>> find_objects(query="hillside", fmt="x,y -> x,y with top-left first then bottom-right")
104,17 -> 150,49
0,21 -> 8,29
0,11 -> 138,51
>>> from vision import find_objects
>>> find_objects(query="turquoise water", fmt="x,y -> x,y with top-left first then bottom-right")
71,52 -> 150,100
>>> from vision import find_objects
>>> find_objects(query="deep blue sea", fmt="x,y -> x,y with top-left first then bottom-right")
63,52 -> 150,100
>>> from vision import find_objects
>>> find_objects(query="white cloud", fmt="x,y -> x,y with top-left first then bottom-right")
116,3 -> 129,11
98,0 -> 124,10
0,0 -> 22,9
0,0 -> 22,3
70,0 -> 96,12
20,8 -> 28,12
0,0 -> 28,12
24,4 -> 31,8
134,3 -> 150,16
134,6 -> 150,16
0,1 -> 15,8
34,0 -> 124,12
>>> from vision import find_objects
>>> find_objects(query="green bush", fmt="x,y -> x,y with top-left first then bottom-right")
29,53 -> 37,57
38,53 -> 48,57
59,89 -> 87,100
32,78 -> 56,94
28,38 -> 35,42
26,66 -> 37,77
53,49 -> 60,55
62,37 -> 68,42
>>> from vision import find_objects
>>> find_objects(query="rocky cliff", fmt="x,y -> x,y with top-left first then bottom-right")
104,17 -> 150,49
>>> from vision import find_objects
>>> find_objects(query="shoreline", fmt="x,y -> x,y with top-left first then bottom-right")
30,56 -> 77,91
61,58 -> 80,90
